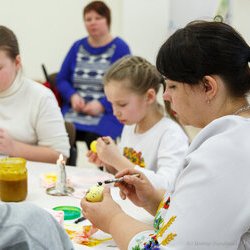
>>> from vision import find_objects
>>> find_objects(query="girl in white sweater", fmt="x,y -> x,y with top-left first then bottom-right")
87,56 -> 189,191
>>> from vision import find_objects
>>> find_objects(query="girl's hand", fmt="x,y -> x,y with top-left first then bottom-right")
0,129 -> 16,156
115,168 -> 164,215
70,94 -> 85,112
83,100 -> 104,116
86,150 -> 103,165
86,149 -> 117,174
104,164 -> 118,175
96,137 -> 123,168
80,187 -> 123,233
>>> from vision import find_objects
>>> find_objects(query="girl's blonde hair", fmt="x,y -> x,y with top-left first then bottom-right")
104,56 -> 165,95
104,56 -> 179,122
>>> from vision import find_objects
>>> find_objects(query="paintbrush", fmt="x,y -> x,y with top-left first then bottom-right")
97,173 -> 140,186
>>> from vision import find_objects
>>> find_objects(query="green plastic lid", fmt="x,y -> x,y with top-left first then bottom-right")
53,206 -> 81,220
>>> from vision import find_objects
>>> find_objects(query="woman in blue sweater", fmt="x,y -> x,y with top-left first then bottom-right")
57,1 -> 131,148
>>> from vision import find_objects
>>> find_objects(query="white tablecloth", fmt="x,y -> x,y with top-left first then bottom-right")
24,161 -> 153,249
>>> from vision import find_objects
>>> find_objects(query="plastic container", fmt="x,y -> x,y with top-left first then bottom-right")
53,205 -> 81,220
0,157 -> 27,202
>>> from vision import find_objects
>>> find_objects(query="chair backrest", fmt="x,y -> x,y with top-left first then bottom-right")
65,121 -> 76,147
41,64 -> 62,107
64,121 -> 77,166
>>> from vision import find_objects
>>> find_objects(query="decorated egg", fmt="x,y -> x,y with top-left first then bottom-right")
85,185 -> 104,202
90,140 -> 97,153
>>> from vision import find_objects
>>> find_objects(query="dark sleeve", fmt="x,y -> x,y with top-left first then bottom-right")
56,41 -> 80,103
99,96 -> 113,113
110,38 -> 131,64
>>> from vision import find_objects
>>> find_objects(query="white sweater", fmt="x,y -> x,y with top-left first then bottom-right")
0,71 -> 70,157
129,115 -> 250,249
119,117 -> 189,190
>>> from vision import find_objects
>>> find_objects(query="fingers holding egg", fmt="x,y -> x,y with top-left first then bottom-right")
90,140 -> 97,153
85,185 -> 104,202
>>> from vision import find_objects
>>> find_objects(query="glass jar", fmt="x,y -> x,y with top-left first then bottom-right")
0,157 -> 27,202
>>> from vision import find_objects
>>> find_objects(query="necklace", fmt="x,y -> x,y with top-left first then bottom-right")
234,104 -> 250,115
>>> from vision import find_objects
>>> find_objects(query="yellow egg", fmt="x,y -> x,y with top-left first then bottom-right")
90,140 -> 97,153
85,185 -> 104,202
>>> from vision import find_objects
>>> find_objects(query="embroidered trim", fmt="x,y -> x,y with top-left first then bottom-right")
132,196 -> 177,249
157,216 -> 176,237
123,147 -> 145,168
161,232 -> 177,246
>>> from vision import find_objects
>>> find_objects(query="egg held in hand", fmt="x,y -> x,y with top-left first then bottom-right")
85,185 -> 104,202
90,140 -> 97,153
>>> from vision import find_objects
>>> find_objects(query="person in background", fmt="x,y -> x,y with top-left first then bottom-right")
81,21 -> 250,249
56,1 -> 131,149
87,56 -> 189,190
0,202 -> 73,250
0,25 -> 69,163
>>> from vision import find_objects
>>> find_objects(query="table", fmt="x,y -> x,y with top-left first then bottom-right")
25,161 -> 154,249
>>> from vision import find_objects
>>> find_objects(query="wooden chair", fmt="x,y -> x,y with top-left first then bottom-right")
42,66 -> 77,165
64,121 -> 77,166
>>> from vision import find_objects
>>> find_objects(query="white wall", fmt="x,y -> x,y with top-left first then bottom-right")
121,0 -> 170,64
1,0 -> 81,79
231,0 -> 250,43
168,0 -> 221,34
0,0 -> 123,80
0,0 -> 250,80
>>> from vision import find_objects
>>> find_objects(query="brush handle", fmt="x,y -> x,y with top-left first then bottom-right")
74,216 -> 86,224
103,173 -> 140,184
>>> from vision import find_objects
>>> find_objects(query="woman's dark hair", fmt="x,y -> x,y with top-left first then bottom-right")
83,1 -> 111,29
0,25 -> 19,60
156,21 -> 250,97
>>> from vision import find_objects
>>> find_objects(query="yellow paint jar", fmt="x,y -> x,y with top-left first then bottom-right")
0,157 -> 27,202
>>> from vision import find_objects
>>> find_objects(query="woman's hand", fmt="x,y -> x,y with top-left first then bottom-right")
70,94 -> 85,112
81,187 -> 123,233
83,100 -> 104,116
115,168 -> 165,215
0,129 -> 16,156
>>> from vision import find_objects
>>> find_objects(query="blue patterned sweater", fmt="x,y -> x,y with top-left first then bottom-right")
57,37 -> 131,139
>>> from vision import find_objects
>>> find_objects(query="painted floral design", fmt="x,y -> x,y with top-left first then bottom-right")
131,195 -> 177,249
123,147 -> 145,168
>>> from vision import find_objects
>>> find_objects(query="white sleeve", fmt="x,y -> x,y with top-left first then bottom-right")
128,193 -> 173,249
130,118 -> 250,250
152,153 -> 243,249
128,230 -> 163,249
34,91 -> 70,157
129,155 -> 243,250
135,129 -> 189,191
